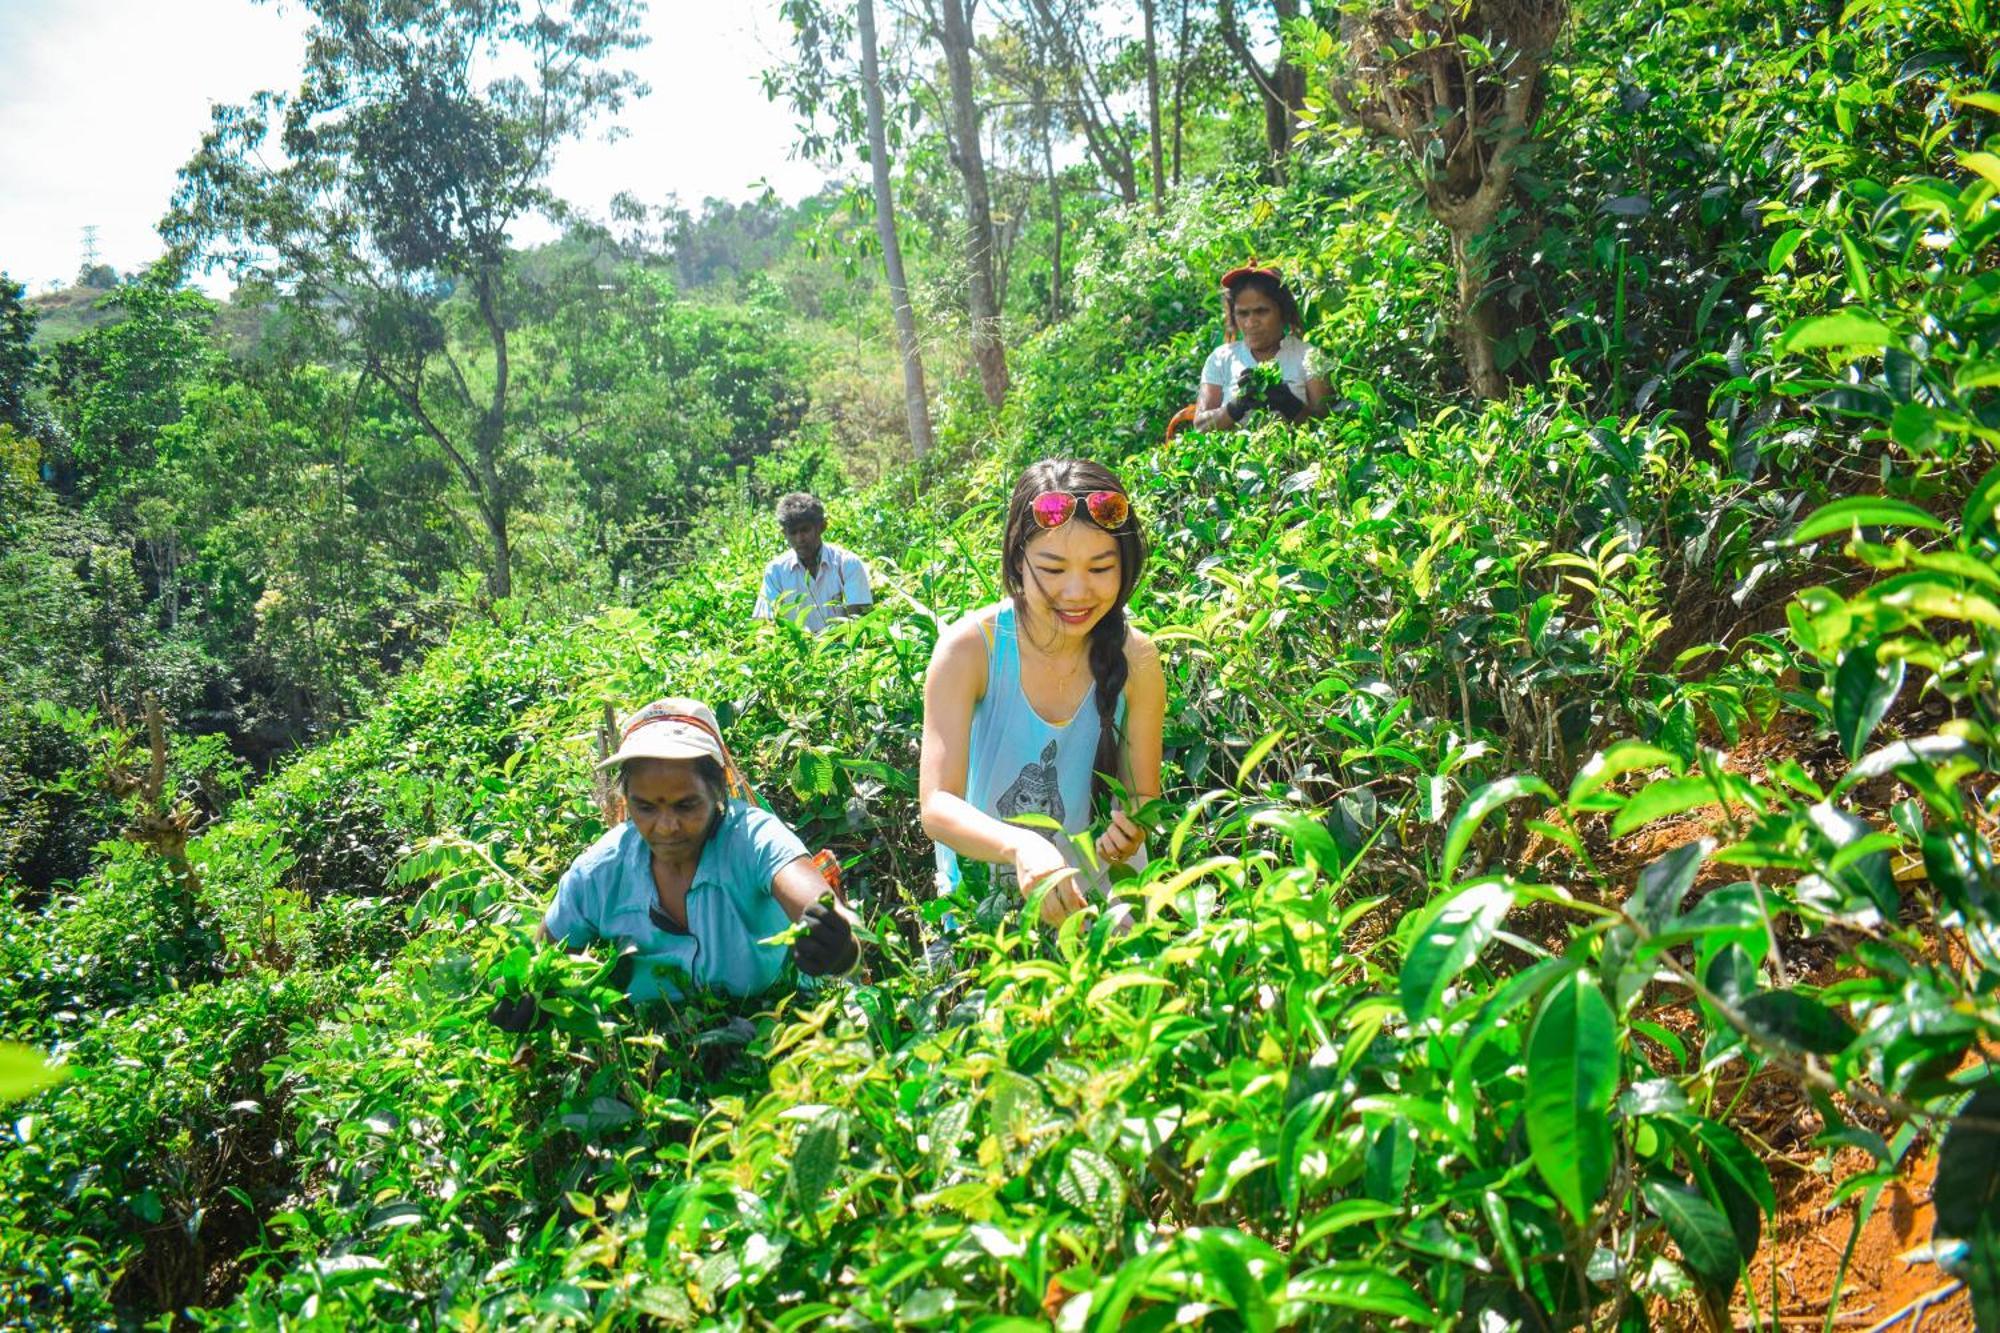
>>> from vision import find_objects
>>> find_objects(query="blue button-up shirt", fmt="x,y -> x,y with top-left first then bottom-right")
543,805 -> 810,1001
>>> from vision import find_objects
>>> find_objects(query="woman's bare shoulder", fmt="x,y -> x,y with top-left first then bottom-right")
929,603 -> 1004,675
1123,622 -> 1161,670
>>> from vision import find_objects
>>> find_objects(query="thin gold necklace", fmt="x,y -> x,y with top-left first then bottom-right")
1022,630 -> 1088,695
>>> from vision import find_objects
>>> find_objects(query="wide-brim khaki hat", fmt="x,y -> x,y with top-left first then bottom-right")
596,697 -> 728,771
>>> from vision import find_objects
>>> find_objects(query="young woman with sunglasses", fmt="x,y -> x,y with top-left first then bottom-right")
920,459 -> 1166,925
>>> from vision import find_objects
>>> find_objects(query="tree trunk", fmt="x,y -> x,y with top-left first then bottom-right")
1024,0 -> 1137,207
859,0 -> 935,457
1451,230 -> 1506,401
1271,0 -> 1303,162
1218,0 -> 1306,173
1171,0 -> 1189,184
1327,0 -> 1557,403
473,266 -> 514,600
481,502 -> 514,601
939,0 -> 1009,408
1144,0 -> 1166,213
1266,61 -> 1304,162
1042,100 -> 1063,322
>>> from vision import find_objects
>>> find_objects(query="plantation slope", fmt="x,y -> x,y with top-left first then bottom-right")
180,324 -> 2000,1322
4,0 -> 1999,1325
0,502 -> 949,1322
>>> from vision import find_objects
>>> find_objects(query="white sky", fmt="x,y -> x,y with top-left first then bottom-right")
0,0 -> 834,294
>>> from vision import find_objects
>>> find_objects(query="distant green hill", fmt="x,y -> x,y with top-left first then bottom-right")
28,279 -> 276,353
24,281 -> 124,344
4,0 -> 1997,1327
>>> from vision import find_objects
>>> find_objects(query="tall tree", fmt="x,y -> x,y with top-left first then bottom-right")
1015,0 -> 1139,207
1170,0 -> 1193,184
978,23 -> 1068,322
0,278 -> 37,437
1143,0 -> 1166,214
1328,0 -> 1568,399
859,0 -> 936,457
1040,86 -> 1065,321
161,0 -> 647,600
768,0 -> 940,450
931,0 -> 1011,407
44,280 -> 222,521
1218,0 -> 1307,172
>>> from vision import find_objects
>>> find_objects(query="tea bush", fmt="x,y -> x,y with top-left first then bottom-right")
6,0 -> 2000,1325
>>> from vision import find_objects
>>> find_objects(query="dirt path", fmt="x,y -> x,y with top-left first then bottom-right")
1738,1144 -> 1968,1330
1592,714 -> 1976,1329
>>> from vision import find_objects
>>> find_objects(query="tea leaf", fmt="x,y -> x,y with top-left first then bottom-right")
1249,807 -> 1342,873
1526,972 -> 1617,1222
1611,775 -> 1736,837
0,1044 -> 65,1105
1937,1088 -> 2000,1241
1281,1262 -> 1434,1322
790,1108 -> 848,1210
1569,740 -> 1683,807
1057,1146 -> 1124,1236
1833,641 -> 1905,761
1442,776 -> 1556,883
1738,990 -> 1857,1056
1400,878 -> 1515,1022
1641,1178 -> 1741,1292
1792,495 -> 1947,544
1774,312 -> 1894,354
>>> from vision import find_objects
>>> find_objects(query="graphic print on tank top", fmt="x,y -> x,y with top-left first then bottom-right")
995,739 -> 1067,825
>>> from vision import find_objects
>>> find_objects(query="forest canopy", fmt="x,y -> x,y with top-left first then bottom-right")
3,0 -> 1999,1327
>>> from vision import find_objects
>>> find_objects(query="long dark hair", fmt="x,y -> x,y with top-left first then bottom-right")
1000,459 -> 1148,806
1224,270 -> 1303,336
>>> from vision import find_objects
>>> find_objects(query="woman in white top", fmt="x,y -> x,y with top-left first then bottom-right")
920,459 -> 1167,926
1193,265 -> 1331,431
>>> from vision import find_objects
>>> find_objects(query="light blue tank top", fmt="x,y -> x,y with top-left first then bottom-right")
934,600 -> 1123,891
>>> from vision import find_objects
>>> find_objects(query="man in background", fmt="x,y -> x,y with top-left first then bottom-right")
752,493 -> 873,633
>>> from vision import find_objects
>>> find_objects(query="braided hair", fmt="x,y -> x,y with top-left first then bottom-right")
999,459 -> 1148,807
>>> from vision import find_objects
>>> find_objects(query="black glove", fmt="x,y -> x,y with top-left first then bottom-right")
1226,367 -> 1259,423
487,991 -> 547,1033
1265,380 -> 1305,421
792,900 -> 859,977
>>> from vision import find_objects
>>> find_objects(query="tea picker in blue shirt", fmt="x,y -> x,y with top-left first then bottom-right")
491,697 -> 856,1028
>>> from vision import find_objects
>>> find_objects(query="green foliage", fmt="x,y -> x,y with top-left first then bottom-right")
45,279 -> 222,514
0,1043 -> 64,1104
0,278 -> 38,435
521,267 -> 817,590
2,251 -> 822,896
161,0 -> 650,601
7,0 -> 2000,1326
0,970 -> 346,1325
1245,359 -> 1286,395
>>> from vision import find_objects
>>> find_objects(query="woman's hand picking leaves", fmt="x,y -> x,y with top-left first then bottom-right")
487,991 -> 546,1033
1096,808 -> 1147,865
793,898 -> 859,976
1227,366 -> 1262,422
1265,379 -> 1305,420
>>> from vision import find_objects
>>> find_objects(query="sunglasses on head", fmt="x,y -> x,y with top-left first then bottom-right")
1030,489 -> 1131,532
